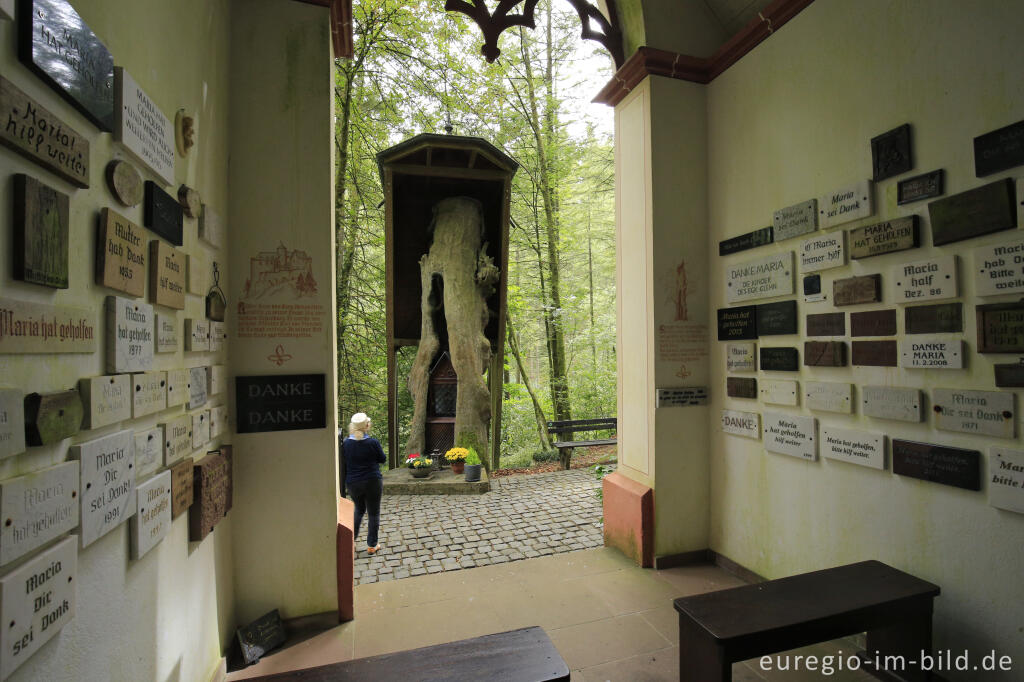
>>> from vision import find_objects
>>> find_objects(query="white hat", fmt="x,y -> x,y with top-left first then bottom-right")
350,412 -> 370,425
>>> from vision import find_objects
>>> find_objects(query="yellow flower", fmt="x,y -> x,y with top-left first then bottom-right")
445,447 -> 469,461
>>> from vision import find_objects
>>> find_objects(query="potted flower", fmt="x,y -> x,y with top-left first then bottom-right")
463,448 -> 483,482
406,453 -> 433,478
444,447 -> 468,474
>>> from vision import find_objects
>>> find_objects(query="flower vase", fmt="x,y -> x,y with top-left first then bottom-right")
451,462 -> 465,475
464,464 -> 482,482
411,467 -> 431,479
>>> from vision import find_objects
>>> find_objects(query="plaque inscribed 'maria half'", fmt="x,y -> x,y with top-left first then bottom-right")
725,252 -> 794,304
773,200 -> 817,241
892,255 -> 957,303
763,412 -> 817,461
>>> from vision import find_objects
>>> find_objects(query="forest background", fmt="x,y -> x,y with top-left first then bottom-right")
334,0 -> 617,469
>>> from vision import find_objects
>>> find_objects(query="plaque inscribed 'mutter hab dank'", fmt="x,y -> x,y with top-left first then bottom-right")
725,252 -> 794,304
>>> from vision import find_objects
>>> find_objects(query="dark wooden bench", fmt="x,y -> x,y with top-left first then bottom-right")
674,561 -> 941,682
546,418 -> 617,462
245,626 -> 569,681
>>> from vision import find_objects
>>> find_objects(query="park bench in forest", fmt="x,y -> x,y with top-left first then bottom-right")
673,560 -> 941,682
546,418 -> 617,465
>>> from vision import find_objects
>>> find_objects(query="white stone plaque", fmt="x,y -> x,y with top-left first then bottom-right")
131,470 -> 171,559
893,255 -> 957,302
207,365 -> 227,396
721,409 -> 760,439
0,388 -> 25,460
900,338 -> 964,369
209,321 -> 226,352
114,67 -> 175,185
773,199 -> 817,241
78,375 -> 131,430
933,389 -> 1014,439
166,369 -> 188,408
134,427 -> 163,479
725,252 -> 794,303
161,415 -> 191,465
186,253 -> 206,295
0,536 -> 76,680
105,296 -> 154,373
804,381 -> 853,414
761,379 -> 798,406
726,343 -> 756,372
973,237 -> 1024,296
199,205 -> 223,248
822,426 -> 885,470
155,313 -> 177,353
0,461 -> 78,566
990,446 -> 1024,514
763,412 -> 817,460
131,371 -> 167,418
188,367 -> 208,409
72,430 -> 136,548
185,318 -> 210,352
799,232 -> 845,272
209,405 -> 228,439
862,385 -> 921,422
818,180 -> 873,229
192,410 -> 210,448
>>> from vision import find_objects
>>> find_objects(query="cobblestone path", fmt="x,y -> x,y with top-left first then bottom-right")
352,469 -> 605,585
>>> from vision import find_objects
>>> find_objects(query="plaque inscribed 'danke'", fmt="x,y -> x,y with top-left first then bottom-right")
725,252 -> 794,304
773,200 -> 817,241
763,412 -> 817,461
818,180 -> 873,229
720,409 -> 760,439
13,174 -> 69,289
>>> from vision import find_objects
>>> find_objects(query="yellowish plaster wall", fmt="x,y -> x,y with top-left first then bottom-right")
707,0 -> 1024,673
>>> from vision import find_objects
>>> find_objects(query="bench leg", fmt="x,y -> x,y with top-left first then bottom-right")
679,614 -> 730,682
864,603 -> 934,682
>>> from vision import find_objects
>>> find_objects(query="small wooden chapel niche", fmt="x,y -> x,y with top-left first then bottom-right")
426,352 -> 457,456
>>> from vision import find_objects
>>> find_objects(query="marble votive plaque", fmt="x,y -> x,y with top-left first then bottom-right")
725,252 -> 794,304
862,386 -> 921,422
189,452 -> 230,542
209,405 -> 228,440
131,470 -> 171,559
105,296 -> 154,373
13,173 -> 69,288
114,68 -> 174,185
198,205 -> 224,249
209,321 -> 227,352
131,372 -> 167,418
871,124 -> 912,182
933,388 -> 1014,439
719,226 -> 773,256
759,347 -> 799,371
161,415 -> 191,466
79,374 -> 131,429
207,365 -> 227,396
721,410 -> 760,439
974,119 -> 1024,177
0,461 -> 78,566
897,171 -> 943,205
133,427 -> 163,479
143,181 -> 183,246
893,255 -> 957,303
822,426 -> 885,470
773,199 -> 817,241
900,338 -> 963,369
760,379 -> 798,406
756,300 -> 797,336
0,388 -> 26,460
819,180 -> 873,229
717,306 -> 757,340
976,302 -> 1024,353
763,412 -> 817,461
72,429 -> 135,548
804,381 -> 853,414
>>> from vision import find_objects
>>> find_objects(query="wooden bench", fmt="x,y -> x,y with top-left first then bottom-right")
673,561 -> 941,682
245,626 -> 569,681
546,418 -> 616,464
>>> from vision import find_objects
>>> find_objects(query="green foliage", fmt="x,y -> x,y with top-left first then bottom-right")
464,448 -> 481,466
591,463 -> 614,500
532,449 -> 560,463
456,430 -> 482,453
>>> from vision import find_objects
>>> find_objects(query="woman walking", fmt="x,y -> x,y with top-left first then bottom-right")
343,412 -> 386,554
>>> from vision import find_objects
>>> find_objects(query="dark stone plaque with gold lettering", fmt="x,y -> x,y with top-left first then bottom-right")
871,123 -> 912,181
144,181 -> 184,246
974,119 -> 1024,177
806,312 -> 844,337
852,340 -> 897,367
189,452 -> 230,542
726,377 -> 757,399
760,347 -> 799,371
834,274 -> 882,306
804,341 -> 845,367
236,374 -> 327,433
237,609 -> 287,665
755,300 -> 797,336
24,389 -> 83,446
717,306 -> 757,341
850,309 -> 897,337
928,178 -> 1016,246
994,363 -> 1024,388
892,439 -> 980,491
13,174 -> 69,288
719,226 -> 773,256
977,302 -> 1024,353
18,0 -> 115,131
905,303 -> 962,334
897,170 -> 943,205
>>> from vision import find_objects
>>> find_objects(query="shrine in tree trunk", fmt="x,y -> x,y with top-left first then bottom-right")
378,134 -> 517,470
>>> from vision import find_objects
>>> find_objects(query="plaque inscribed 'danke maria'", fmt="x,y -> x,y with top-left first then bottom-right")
900,338 -> 963,369
763,412 -> 817,461
725,252 -> 794,304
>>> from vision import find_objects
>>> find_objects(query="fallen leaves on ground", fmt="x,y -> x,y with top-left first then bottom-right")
491,445 -> 616,478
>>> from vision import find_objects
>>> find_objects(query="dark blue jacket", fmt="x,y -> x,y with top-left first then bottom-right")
343,436 -> 386,483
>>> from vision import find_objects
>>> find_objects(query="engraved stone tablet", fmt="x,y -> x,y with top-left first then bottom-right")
0,76 -> 89,187
759,347 -> 799,371
974,119 -> 1024,177
928,178 -> 1016,246
804,341 -> 845,367
13,173 -> 68,288
773,200 -> 817,241
207,365 -> 227,396
106,159 -> 143,207
210,405 -> 228,439
0,297 -> 95,354
178,185 -> 202,219
0,535 -> 76,680
976,302 -> 1024,353
0,388 -> 26,460
897,170 -> 943,205
96,208 -> 145,297
114,68 -> 174,185
236,375 -> 328,433
199,205 -> 224,249
994,362 -> 1024,388
725,252 -> 794,303
726,377 -> 757,399
850,309 -> 896,337
161,414 -> 191,466
760,379 -> 798,406
764,412 -> 816,460
893,255 -> 957,302
131,470 -> 171,559
802,273 -> 824,302
210,321 -> 227,352
188,367 -> 208,409
79,374 -> 131,429
187,254 -> 206,294
834,274 -> 881,306
822,427 -> 884,470
134,427 -> 163,478
871,124 -> 912,182
189,452 -> 230,542
166,369 -> 187,408
156,314 -> 178,353
238,609 -> 287,665
933,388 -> 1014,439
806,312 -> 844,337
717,306 -> 757,340
144,181 -> 183,246
24,390 -> 83,446
900,338 -> 963,369
989,447 -> 1024,514
905,302 -> 962,334
171,457 -> 194,519
819,180 -> 873,229
192,411 -> 210,448
755,300 -> 797,336
72,430 -> 135,548
719,226 -> 772,256
973,237 -> 1024,296
105,296 -> 154,373
656,388 -> 708,407
132,372 -> 167,418
726,343 -> 756,372
0,461 -> 78,566
800,232 -> 845,272
721,409 -> 759,439
186,318 -> 211,352
892,439 -> 980,490
852,340 -> 897,366
149,241 -> 185,309
804,381 -> 852,414
862,386 -> 921,422
849,216 -> 919,259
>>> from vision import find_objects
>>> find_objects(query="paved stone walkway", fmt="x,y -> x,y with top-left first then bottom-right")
352,468 -> 606,585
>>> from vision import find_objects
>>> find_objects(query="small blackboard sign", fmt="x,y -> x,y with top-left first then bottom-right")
716,306 -> 757,341
236,374 -> 327,433
718,226 -> 773,256
144,181 -> 184,246
755,300 -> 797,336
759,347 -> 799,371
237,609 -> 287,665
892,439 -> 980,491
